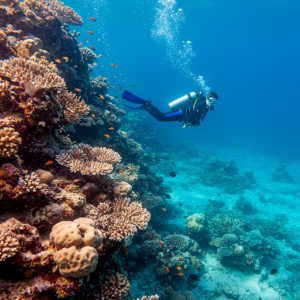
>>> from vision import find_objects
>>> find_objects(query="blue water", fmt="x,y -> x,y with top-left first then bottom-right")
66,0 -> 300,158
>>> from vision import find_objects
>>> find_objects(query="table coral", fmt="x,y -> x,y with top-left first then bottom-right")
56,143 -> 121,176
100,272 -> 131,300
90,197 -> 151,241
0,127 -> 22,157
0,56 -> 66,96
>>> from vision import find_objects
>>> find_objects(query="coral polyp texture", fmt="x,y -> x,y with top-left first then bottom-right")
0,56 -> 66,96
165,234 -> 188,250
100,273 -> 131,300
57,89 -> 90,124
17,171 -> 43,193
0,233 -> 19,261
90,197 -> 151,241
50,218 -> 103,277
0,127 -> 22,157
47,0 -> 83,25
56,143 -> 122,176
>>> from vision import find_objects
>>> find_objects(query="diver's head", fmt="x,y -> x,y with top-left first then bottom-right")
206,91 -> 218,110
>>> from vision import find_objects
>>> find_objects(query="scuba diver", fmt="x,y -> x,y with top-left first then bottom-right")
122,90 -> 218,127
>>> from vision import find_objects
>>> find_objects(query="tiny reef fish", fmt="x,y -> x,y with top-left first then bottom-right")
127,134 -> 131,136
270,269 -> 278,275
177,273 -> 184,276
220,269 -> 224,271
209,276 -> 211,279
104,134 -> 110,138
159,242 -> 164,247
45,160 -> 53,165
119,170 -> 124,174
117,86 -> 122,90
55,59 -> 61,63
9,2 -> 14,7
41,56 -> 47,59
74,152 -> 80,159
23,36 -> 29,39
93,63 -> 97,66
151,166 -> 154,168
89,17 -> 96,21
162,208 -> 166,211
124,247 -> 129,255
203,252 -> 207,255
90,46 -> 96,51
98,39 -> 100,41
155,285 -> 157,293
75,88 -> 81,92
62,57 -> 68,60
111,63 -> 118,68
165,267 -> 169,272
127,166 -> 132,170
114,76 -> 117,78
100,95 -> 105,99
91,114 -> 95,117
87,31 -> 94,35
73,65 -> 77,68
98,54 -> 102,57
109,127 -> 114,130
176,267 -> 182,271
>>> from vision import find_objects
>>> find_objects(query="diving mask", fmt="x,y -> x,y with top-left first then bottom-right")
207,97 -> 218,107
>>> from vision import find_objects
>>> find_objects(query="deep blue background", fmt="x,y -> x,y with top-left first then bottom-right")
67,0 -> 300,158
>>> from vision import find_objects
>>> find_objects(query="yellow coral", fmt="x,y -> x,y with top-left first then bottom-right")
0,127 -> 22,157
0,56 -> 66,96
0,233 -> 19,261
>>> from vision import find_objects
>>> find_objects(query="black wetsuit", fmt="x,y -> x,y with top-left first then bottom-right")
143,94 -> 208,126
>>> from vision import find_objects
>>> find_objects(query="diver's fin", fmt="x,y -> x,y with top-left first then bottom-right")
122,90 -> 148,104
123,104 -> 143,109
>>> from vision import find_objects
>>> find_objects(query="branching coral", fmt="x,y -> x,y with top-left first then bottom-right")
100,273 -> 131,300
0,56 -> 66,96
0,127 -> 22,157
17,171 -> 43,193
47,0 -> 83,25
56,143 -> 121,176
134,296 -> 159,300
90,197 -> 151,241
79,46 -> 97,63
57,89 -> 90,124
0,233 -> 19,261
165,234 -> 188,250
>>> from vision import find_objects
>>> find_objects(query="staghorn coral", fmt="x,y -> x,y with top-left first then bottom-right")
0,232 -> 19,261
47,0 -> 83,25
57,89 -> 90,124
16,171 -> 43,193
0,56 -> 66,96
80,46 -> 97,63
56,143 -> 121,176
165,234 -> 188,250
100,273 -> 131,300
0,127 -> 22,157
90,197 -> 151,241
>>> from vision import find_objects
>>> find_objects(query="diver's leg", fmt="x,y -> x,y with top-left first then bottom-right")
145,104 -> 183,122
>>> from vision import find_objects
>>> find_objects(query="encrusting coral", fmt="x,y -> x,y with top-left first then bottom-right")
0,56 -> 66,96
57,89 -> 90,124
100,273 -> 131,300
0,127 -> 22,157
56,143 -> 121,176
90,197 -> 151,241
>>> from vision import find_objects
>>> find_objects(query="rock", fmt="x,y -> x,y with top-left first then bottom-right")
222,283 -> 239,299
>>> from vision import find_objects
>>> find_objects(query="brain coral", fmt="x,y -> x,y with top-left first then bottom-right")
54,245 -> 98,277
100,273 -> 131,300
186,213 -> 206,243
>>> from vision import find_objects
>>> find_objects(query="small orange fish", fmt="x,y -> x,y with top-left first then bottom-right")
93,63 -> 97,66
92,114 -> 96,117
165,267 -> 169,273
159,242 -> 164,247
220,269 -> 224,271
90,46 -> 96,51
151,156 -> 155,158
176,267 -> 182,271
151,252 -> 155,255
75,88 -> 81,92
109,127 -> 114,130
162,208 -> 166,211
45,160 -> 53,166
98,39 -> 100,41
111,63 -> 118,68
177,273 -> 184,276
23,36 -> 29,39
104,134 -> 110,138
100,95 -> 105,99
87,31 -> 94,35
151,166 -> 154,168
155,285 -> 157,293
127,166 -> 132,170
73,65 -> 77,68
55,59 -> 61,63
75,152 -> 80,159
119,170 -> 124,174
114,76 -> 117,78
62,56 -> 68,60
124,247 -> 129,255
41,56 -> 47,59
90,117 -> 92,120
98,54 -> 102,57
127,134 -> 131,136
103,78 -> 107,81
89,17 -> 96,22
203,252 -> 207,255
117,86 -> 122,91
9,2 -> 14,7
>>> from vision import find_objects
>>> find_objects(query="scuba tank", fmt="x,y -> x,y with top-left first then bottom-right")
168,92 -> 198,111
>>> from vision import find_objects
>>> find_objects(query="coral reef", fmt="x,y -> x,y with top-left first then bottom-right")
165,234 -> 188,250
90,197 -> 150,241
56,143 -> 121,176
0,127 -> 22,157
271,164 -> 295,184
